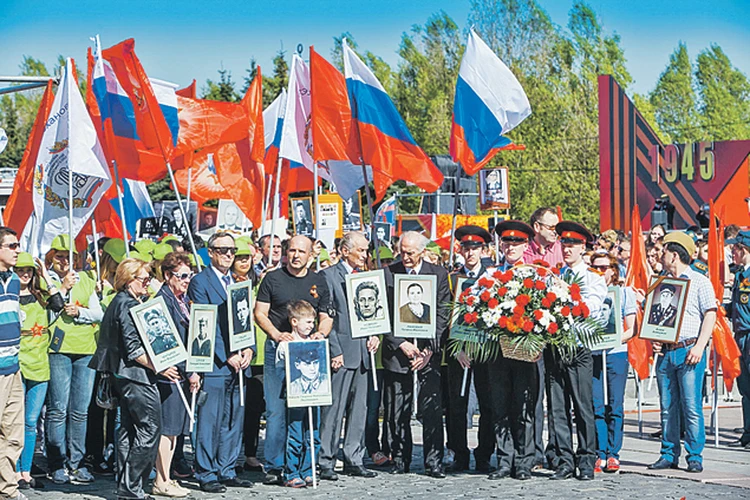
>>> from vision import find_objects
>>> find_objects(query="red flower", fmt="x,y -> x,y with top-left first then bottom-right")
534,280 -> 546,290
580,303 -> 590,318
498,316 -> 508,328
523,278 -> 534,289
537,267 -> 548,277
498,286 -> 508,297
493,271 -> 504,280
466,296 -> 476,306
561,306 -> 571,317
522,319 -> 534,332
551,267 -> 561,275
513,305 -> 525,316
541,298 -> 551,308
464,312 -> 478,325
480,291 -> 491,303
516,294 -> 530,306
488,298 -> 499,309
533,310 -> 544,321
498,271 -> 512,284
547,322 -> 558,334
533,259 -> 550,267
545,292 -> 557,303
570,283 -> 582,301
572,305 -> 582,317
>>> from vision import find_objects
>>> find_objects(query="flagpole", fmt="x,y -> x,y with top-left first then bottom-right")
111,160 -> 130,257
91,218 -> 101,283
165,162 -> 202,272
68,165 -> 74,267
447,163 -> 462,271
313,164 -> 321,272
268,157 -> 283,267
185,166 -> 192,217
262,174 -> 271,225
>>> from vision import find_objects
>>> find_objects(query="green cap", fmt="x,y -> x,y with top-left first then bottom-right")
426,241 -> 441,255
130,251 -> 152,263
103,239 -> 128,263
236,235 -> 254,246
371,246 -> 394,260
235,239 -> 252,257
50,235 -> 77,254
152,243 -> 173,261
188,254 -> 197,267
319,248 -> 330,262
161,235 -> 180,244
15,252 -> 36,269
134,239 -> 157,255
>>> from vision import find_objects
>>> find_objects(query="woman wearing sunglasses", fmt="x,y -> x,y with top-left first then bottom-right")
15,253 -> 64,490
589,252 -> 637,474
91,258 -> 176,500
152,252 -> 199,497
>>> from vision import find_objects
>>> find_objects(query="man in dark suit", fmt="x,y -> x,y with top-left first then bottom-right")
383,231 -> 451,478
445,225 -> 495,474
187,232 -> 254,493
318,232 -> 380,480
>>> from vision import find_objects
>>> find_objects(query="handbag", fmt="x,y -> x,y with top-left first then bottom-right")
95,373 -> 117,410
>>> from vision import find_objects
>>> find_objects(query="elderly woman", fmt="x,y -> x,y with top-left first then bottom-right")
91,258 -> 178,500
153,252 -> 198,498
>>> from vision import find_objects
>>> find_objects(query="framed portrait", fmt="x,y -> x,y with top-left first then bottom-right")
591,287 -> 623,350
318,194 -> 343,238
393,274 -> 437,339
227,281 -> 255,352
449,276 -> 486,343
130,296 -> 188,373
186,304 -> 217,372
479,167 -> 510,210
290,197 -> 315,237
155,201 -> 198,240
398,215 -> 431,238
342,192 -> 363,231
640,277 -> 690,343
285,339 -> 333,408
199,207 -> 218,231
345,270 -> 391,338
217,199 -> 251,233
371,222 -> 392,247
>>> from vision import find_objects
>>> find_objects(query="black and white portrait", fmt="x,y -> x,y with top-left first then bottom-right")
187,304 -> 217,373
592,287 -> 623,350
155,201 -> 198,240
342,192 -> 363,231
227,281 -> 255,351
479,167 -> 510,210
285,339 -> 333,408
217,200 -> 250,232
393,274 -> 437,339
199,208 -> 218,231
291,197 -> 315,237
131,297 -> 187,373
647,283 -> 680,328
137,217 -> 160,239
371,222 -> 392,248
640,277 -> 690,344
345,270 -> 391,338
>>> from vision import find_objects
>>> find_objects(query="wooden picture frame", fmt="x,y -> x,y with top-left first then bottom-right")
639,276 -> 690,344
290,196 -> 315,237
479,167 -> 510,210
342,191 -> 364,232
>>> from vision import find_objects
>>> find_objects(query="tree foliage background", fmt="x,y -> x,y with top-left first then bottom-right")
2,0 -> 749,229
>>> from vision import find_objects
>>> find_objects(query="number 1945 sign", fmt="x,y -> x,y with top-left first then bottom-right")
648,142 -> 714,185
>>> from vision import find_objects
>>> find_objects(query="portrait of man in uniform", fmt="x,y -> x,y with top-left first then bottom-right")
648,283 -> 679,328
191,315 -> 212,357
144,308 -> 179,356
285,340 -> 333,408
292,197 -> 315,237
231,286 -> 251,335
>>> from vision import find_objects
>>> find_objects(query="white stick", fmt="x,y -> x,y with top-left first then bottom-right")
309,407 -> 317,489
713,348 -> 719,448
603,350 -> 608,404
268,157 -> 283,267
239,356 -> 245,407
460,366 -> 469,398
413,338 -> 418,417
91,218 -> 101,283
370,350 -> 378,392
68,163 -> 74,267
636,375 -> 643,436
190,389 -> 197,433
175,382 -> 193,425
647,352 -> 659,391
112,160 -> 130,254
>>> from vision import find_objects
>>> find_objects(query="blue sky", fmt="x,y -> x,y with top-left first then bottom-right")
2,0 -> 749,96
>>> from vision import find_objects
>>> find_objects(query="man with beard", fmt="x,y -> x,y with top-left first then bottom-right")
318,231 -> 380,480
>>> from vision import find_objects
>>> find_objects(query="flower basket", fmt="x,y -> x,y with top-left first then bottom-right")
498,336 -> 543,363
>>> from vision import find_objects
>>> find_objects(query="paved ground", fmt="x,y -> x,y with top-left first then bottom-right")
19,379 -> 750,499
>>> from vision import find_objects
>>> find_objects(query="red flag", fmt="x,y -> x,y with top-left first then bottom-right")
176,79 -> 196,99
102,38 -> 174,160
708,199 -> 742,390
173,96 -> 248,160
214,140 -> 265,228
241,67 -> 265,165
624,204 -> 653,380
4,80 -> 55,235
173,150 -> 230,204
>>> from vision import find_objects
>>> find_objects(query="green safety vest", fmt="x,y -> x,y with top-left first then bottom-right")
51,271 -> 100,355
19,296 -> 50,381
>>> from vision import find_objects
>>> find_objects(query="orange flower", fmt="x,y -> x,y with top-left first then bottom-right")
498,316 -> 508,328
522,319 -> 534,332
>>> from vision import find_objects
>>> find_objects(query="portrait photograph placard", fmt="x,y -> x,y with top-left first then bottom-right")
393,274 -> 437,339
371,222 -> 392,247
640,277 -> 690,343
449,276 -> 486,343
345,270 -> 390,338
285,339 -> 333,408
227,281 -> 255,352
217,199 -> 251,232
342,192 -> 363,231
479,167 -> 510,210
130,296 -> 187,373
591,287 -> 623,350
318,194 -> 344,238
291,197 -> 315,237
186,304 -> 217,373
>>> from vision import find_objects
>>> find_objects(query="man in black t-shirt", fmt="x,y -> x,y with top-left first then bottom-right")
254,235 -> 333,485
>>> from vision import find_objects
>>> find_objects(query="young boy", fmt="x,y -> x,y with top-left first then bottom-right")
276,300 -> 321,488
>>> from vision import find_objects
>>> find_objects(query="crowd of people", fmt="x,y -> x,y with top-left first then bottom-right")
0,204 -> 746,500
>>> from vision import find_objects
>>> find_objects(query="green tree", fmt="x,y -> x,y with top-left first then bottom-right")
201,68 -> 240,102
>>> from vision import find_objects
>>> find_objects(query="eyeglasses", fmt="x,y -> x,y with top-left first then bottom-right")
591,265 -> 611,271
1,243 -> 20,250
536,222 -> 556,231
211,246 -> 237,255
134,275 -> 152,285
172,272 -> 193,281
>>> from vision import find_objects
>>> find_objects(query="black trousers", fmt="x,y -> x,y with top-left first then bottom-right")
114,378 -> 161,500
445,357 -> 494,465
243,367 -> 265,458
383,361 -> 443,469
544,346 -> 597,474
488,354 -> 538,472
86,372 -> 116,465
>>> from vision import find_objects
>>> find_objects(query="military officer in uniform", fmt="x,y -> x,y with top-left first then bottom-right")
546,221 -> 607,481
648,284 -> 678,327
484,221 -> 539,480
445,225 -> 495,473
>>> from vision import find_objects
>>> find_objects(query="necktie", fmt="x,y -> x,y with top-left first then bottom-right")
222,275 -> 231,288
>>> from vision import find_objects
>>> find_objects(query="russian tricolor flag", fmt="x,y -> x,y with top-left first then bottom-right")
450,30 -> 531,176
343,40 -> 443,202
